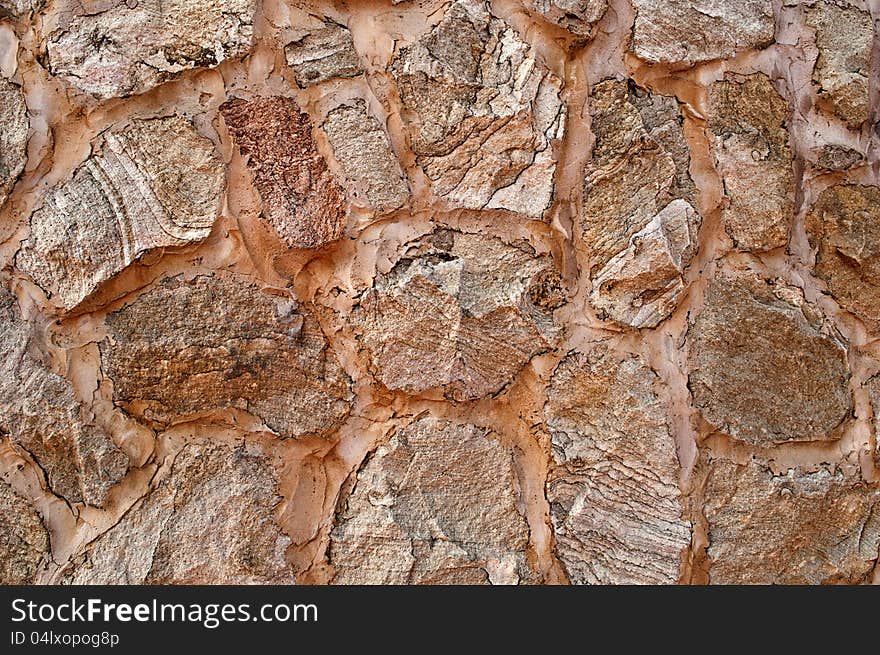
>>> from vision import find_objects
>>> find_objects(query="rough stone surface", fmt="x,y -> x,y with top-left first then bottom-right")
806,184 -> 880,330
0,479 -> 48,584
0,287 -> 128,506
390,0 -> 564,217
704,459 -> 880,584
46,0 -> 255,99
688,273 -> 851,444
321,100 -> 409,213
350,229 -> 562,400
16,116 -> 223,310
806,1 -> 872,128
330,417 -> 536,584
220,96 -> 347,249
546,348 -> 690,584
0,77 -> 28,209
815,144 -> 864,171
65,441 -> 295,584
526,0 -> 608,37
631,0 -> 775,65
100,272 -> 351,437
708,73 -> 794,251
284,22 -> 362,88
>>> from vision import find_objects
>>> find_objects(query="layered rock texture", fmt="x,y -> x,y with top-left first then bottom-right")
1,0 -> 878,586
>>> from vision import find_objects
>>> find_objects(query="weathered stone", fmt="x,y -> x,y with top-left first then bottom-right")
708,73 -> 794,251
350,229 -> 561,400
321,100 -> 409,213
806,1 -> 872,128
806,184 -> 880,330
0,77 -> 28,209
284,22 -> 361,88
546,348 -> 690,584
815,144 -> 864,171
46,0 -> 255,99
330,417 -> 536,584
631,0 -> 775,65
0,479 -> 48,584
390,0 -> 563,217
688,273 -> 851,444
583,80 -> 700,327
65,441 -> 295,584
100,272 -> 351,437
16,116 -> 223,310
0,287 -> 128,506
0,0 -> 36,20
704,459 -> 880,584
526,0 -> 608,37
220,96 -> 347,249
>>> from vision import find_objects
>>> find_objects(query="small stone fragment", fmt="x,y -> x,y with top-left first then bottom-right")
546,348 -> 690,584
220,96 -> 347,249
16,116 -> 223,310
708,73 -> 794,251
100,272 -> 351,437
704,459 -> 880,584
0,287 -> 128,506
390,0 -> 564,217
321,100 -> 409,213
688,273 -> 851,444
806,184 -> 880,330
46,0 -> 255,99
284,22 -> 361,88
65,441 -> 295,584
525,0 -> 608,37
0,77 -> 28,209
631,0 -> 775,65
806,1 -> 872,128
0,479 -> 49,584
815,144 -> 864,171
330,417 -> 536,584
350,229 -> 561,400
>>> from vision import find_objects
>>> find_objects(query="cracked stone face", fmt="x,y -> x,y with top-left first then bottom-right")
321,100 -> 409,213
220,95 -> 347,249
631,0 -> 775,65
704,459 -> 880,584
284,22 -> 362,88
350,229 -> 563,400
806,1 -> 872,128
688,274 -> 851,445
65,441 -> 295,584
46,0 -> 255,99
329,417 -> 536,584
16,116 -> 224,311
546,348 -> 690,584
708,73 -> 794,251
0,287 -> 128,506
390,0 -> 564,217
0,479 -> 49,584
100,272 -> 352,437
525,0 -> 608,37
583,80 -> 700,328
0,77 -> 28,209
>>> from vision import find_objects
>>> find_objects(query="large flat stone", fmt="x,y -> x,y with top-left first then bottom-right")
0,77 -> 28,209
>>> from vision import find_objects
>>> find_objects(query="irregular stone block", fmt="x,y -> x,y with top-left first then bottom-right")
0,77 -> 28,209
16,116 -> 224,310
631,0 -> 775,65
0,287 -> 128,506
688,273 -> 851,444
704,459 -> 880,584
583,80 -> 700,327
806,1 -> 872,128
526,0 -> 608,37
65,441 -> 295,584
284,22 -> 361,88
390,0 -> 564,217
321,100 -> 409,213
46,0 -> 255,99
100,272 -> 351,438
0,0 -> 36,20
546,348 -> 690,584
350,229 -> 562,400
220,96 -> 347,249
330,417 -> 536,584
0,479 -> 49,584
708,73 -> 794,251
815,144 -> 864,171
806,184 -> 880,330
